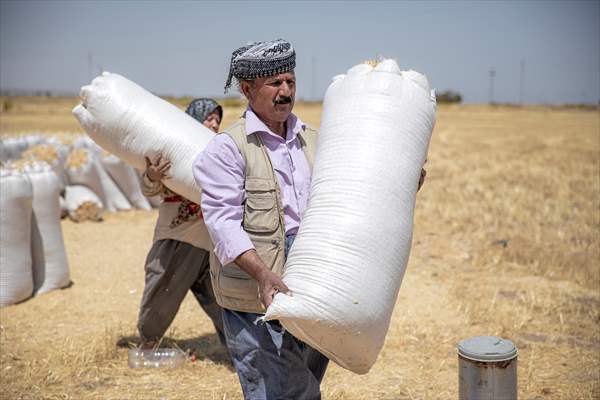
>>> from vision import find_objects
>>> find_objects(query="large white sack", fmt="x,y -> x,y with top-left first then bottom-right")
0,137 -> 24,161
64,185 -> 104,222
136,169 -> 162,208
264,60 -> 436,374
94,157 -> 132,212
24,163 -> 71,295
21,143 -> 69,193
0,169 -> 34,307
72,72 -> 214,203
59,195 -> 68,219
101,154 -> 151,210
66,148 -> 131,212
0,135 -> 45,162
72,135 -> 103,157
42,137 -> 72,191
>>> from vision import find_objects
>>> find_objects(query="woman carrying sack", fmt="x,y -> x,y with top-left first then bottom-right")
137,98 -> 225,349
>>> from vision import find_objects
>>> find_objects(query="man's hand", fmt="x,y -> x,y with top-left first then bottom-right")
145,154 -> 171,182
234,249 -> 290,309
418,168 -> 426,192
257,269 -> 290,309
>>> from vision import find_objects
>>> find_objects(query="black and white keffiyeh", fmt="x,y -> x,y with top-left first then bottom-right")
224,39 -> 296,93
185,98 -> 222,124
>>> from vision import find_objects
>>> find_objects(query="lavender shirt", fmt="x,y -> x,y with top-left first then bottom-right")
192,108 -> 312,266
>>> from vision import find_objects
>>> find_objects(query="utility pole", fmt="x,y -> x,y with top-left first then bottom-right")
489,68 -> 496,105
519,59 -> 525,106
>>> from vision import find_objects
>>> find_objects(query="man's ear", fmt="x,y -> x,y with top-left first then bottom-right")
241,80 -> 253,101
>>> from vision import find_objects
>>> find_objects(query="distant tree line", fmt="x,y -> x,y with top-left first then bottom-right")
436,90 -> 462,104
0,89 -> 77,97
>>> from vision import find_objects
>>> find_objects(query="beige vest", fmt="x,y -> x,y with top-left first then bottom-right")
209,116 -> 317,313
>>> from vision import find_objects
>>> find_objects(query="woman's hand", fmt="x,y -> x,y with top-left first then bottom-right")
144,154 -> 171,182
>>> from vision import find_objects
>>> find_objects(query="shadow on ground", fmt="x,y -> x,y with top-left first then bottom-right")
116,333 -> 232,369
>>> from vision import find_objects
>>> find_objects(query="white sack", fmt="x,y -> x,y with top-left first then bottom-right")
0,169 -> 34,307
42,137 -> 72,191
59,195 -> 68,219
72,72 -> 214,203
66,148 -> 131,212
47,156 -> 67,193
101,154 -> 151,210
136,169 -> 162,208
64,185 -> 104,222
72,135 -> 103,157
25,163 -> 70,295
264,60 -> 436,374
0,135 -> 45,162
0,137 -> 23,161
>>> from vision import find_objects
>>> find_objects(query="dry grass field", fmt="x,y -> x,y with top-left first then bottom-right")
0,96 -> 598,399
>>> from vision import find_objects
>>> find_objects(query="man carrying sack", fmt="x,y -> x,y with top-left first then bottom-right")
193,39 -> 329,399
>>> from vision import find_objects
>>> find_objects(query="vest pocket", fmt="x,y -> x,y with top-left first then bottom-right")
218,238 -> 282,301
244,177 -> 279,233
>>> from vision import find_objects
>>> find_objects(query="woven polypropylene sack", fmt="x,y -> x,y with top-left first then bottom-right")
66,148 -> 131,212
25,164 -> 70,295
42,137 -> 71,191
72,72 -> 214,203
0,169 -> 34,307
64,185 -> 104,222
136,170 -> 162,208
59,195 -> 68,219
101,154 -> 151,210
0,135 -> 45,162
264,60 -> 436,374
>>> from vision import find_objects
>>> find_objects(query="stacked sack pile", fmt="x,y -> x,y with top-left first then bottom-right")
0,159 -> 71,307
0,134 -> 158,307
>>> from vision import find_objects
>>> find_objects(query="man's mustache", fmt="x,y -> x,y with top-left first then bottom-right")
274,96 -> 292,105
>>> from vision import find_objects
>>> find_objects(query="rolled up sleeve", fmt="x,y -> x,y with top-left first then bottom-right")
193,134 -> 254,265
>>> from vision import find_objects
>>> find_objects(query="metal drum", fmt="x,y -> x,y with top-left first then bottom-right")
458,336 -> 518,400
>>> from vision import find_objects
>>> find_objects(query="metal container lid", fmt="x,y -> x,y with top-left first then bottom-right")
458,336 -> 518,362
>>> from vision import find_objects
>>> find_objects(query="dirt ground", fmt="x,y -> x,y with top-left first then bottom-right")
0,97 -> 599,399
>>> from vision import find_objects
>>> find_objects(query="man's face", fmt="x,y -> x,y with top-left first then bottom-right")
242,71 -> 296,124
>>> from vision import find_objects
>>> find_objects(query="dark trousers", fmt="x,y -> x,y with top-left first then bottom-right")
137,239 -> 225,345
223,234 -> 329,399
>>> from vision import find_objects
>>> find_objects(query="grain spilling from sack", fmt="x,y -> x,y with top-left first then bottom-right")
72,201 -> 103,222
64,185 -> 104,222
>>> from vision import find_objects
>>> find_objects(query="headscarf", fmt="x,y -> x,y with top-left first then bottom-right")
224,39 -> 296,93
185,98 -> 222,124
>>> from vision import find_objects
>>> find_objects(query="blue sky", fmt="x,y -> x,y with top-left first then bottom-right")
1,0 -> 598,104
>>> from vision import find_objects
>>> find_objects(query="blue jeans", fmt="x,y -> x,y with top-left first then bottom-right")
222,235 -> 329,400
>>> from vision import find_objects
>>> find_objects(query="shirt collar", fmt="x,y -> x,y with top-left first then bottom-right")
245,107 -> 305,143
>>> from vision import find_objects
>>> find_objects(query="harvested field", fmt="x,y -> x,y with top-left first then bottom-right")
1,96 -> 599,399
